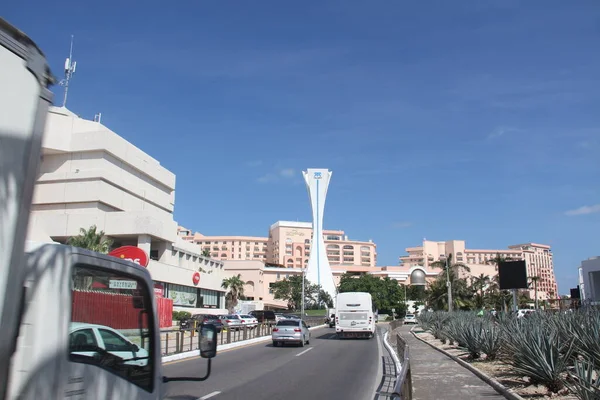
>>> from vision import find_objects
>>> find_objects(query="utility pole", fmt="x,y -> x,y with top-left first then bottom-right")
59,35 -> 77,108
446,255 -> 453,312
532,277 -> 539,310
300,267 -> 305,320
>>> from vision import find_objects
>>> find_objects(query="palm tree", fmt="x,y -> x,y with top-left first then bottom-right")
67,225 -> 113,254
430,253 -> 471,312
201,248 -> 211,258
487,274 -> 512,312
221,274 -> 245,313
425,274 -> 474,311
471,274 -> 490,309
529,276 -> 541,310
486,253 -> 513,271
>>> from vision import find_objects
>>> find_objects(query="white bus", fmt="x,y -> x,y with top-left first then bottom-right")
335,292 -> 376,339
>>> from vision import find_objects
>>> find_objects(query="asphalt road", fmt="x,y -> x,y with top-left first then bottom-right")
163,326 -> 383,400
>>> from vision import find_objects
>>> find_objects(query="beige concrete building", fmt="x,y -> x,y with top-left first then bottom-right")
180,220 -> 378,268
398,240 -> 558,300
26,107 -> 228,314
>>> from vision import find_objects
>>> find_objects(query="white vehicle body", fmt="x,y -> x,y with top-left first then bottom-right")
69,322 -> 150,367
404,314 -> 417,324
238,315 -> 258,328
335,292 -> 375,339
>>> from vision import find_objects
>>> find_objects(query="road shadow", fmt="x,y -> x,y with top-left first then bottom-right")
315,332 -> 339,340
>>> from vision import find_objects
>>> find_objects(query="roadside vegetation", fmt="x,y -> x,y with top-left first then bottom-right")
417,310 -> 600,399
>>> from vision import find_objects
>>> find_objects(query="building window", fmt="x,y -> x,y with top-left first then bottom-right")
199,288 -> 221,308
166,284 -> 199,307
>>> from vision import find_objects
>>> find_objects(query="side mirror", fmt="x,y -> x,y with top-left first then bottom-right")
200,324 -> 217,359
131,343 -> 140,352
163,324 -> 217,383
307,325 -> 311,328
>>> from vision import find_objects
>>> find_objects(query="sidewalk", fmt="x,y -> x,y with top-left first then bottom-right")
397,326 -> 505,399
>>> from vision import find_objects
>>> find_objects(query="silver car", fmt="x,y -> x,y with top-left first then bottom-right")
272,319 -> 311,347
219,314 -> 243,330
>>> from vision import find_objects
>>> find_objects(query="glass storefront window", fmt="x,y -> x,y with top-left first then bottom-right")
164,283 -> 223,309
167,284 -> 198,307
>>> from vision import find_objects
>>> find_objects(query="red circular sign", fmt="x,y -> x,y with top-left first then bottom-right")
108,246 -> 149,267
192,272 -> 201,286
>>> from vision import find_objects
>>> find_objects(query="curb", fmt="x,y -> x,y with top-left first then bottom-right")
410,328 -> 525,400
162,324 -> 328,363
383,330 -> 401,374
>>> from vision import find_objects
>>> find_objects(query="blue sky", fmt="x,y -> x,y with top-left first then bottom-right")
6,1 -> 600,293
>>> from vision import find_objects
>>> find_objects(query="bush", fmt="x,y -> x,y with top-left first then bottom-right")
172,311 -> 192,321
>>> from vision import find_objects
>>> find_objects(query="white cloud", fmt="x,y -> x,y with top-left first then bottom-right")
279,168 -> 295,178
392,221 -> 413,228
257,168 -> 295,184
565,204 -> 600,216
487,126 -> 523,140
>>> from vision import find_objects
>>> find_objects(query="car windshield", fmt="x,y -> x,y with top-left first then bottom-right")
227,315 -> 239,319
204,315 -> 219,320
240,315 -> 252,318
277,320 -> 300,327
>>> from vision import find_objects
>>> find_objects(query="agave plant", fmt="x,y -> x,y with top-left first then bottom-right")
416,311 -> 435,331
502,320 -> 575,393
479,319 -> 502,361
563,357 -> 600,400
430,318 -> 447,340
570,311 -> 600,369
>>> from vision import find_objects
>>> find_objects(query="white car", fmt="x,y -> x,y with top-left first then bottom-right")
239,314 -> 258,329
404,314 -> 417,324
69,322 -> 149,366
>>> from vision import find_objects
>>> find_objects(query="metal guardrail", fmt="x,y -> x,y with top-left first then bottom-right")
392,333 -> 412,399
160,316 -> 328,356
159,323 -> 276,355
389,319 -> 404,330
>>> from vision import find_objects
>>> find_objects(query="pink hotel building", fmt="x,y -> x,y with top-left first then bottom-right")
179,221 -> 558,310
178,221 -> 378,268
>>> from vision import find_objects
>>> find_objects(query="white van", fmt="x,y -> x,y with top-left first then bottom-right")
335,292 -> 376,339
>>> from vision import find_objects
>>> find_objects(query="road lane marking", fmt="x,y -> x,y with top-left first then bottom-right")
295,347 -> 313,357
198,391 -> 221,399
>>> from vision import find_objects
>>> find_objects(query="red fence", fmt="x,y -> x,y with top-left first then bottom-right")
72,290 -> 173,329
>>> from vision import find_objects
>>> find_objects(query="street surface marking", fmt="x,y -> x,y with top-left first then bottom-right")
198,391 -> 221,399
296,347 -> 313,357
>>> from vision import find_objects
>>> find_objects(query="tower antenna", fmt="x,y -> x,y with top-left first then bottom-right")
59,35 -> 77,108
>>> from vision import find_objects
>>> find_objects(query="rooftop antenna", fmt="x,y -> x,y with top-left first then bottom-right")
59,35 -> 77,108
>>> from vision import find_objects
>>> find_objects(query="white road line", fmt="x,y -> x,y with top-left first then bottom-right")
198,391 -> 221,400
295,347 -> 313,357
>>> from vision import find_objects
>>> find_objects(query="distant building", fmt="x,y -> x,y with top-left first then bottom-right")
179,220 -> 378,267
398,240 -> 558,300
579,256 -> 600,304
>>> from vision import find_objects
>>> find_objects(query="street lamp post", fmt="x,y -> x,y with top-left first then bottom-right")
445,255 -> 453,312
404,283 -> 408,316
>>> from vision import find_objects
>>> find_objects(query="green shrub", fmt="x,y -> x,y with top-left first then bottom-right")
172,311 -> 192,321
